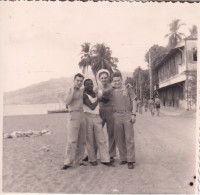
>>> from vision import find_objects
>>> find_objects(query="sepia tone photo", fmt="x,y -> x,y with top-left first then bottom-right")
0,1 -> 199,194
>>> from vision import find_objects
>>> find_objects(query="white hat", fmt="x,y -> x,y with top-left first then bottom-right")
96,69 -> 110,79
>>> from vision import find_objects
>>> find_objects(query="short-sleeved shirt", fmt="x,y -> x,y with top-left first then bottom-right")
137,100 -> 142,106
155,98 -> 161,106
148,100 -> 155,108
112,86 -> 136,112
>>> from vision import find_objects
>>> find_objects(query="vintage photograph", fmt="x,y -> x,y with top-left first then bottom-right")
0,1 -> 199,194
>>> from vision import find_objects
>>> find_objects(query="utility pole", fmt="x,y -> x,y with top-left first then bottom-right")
139,66 -> 142,99
136,79 -> 138,97
148,51 -> 153,99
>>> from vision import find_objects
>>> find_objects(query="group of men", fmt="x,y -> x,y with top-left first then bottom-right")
137,96 -> 161,116
61,69 -> 137,170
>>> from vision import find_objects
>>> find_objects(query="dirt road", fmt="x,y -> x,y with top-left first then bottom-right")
3,110 -> 197,193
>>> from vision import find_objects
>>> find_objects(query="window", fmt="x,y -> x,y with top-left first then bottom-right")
192,47 -> 197,61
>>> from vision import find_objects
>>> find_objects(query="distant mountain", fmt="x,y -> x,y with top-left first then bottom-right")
3,71 -> 133,105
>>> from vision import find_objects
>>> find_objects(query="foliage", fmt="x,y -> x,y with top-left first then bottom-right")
125,67 -> 150,99
144,45 -> 169,67
144,45 -> 169,87
78,43 -> 118,78
165,19 -> 185,49
78,43 -> 93,74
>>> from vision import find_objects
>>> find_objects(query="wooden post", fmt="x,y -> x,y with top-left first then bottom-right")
148,51 -> 153,99
139,66 -> 142,99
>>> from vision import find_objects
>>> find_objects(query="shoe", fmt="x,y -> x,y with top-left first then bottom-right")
80,162 -> 87,166
61,165 -> 70,170
90,161 -> 98,166
110,157 -> 115,162
128,162 -> 134,169
119,161 -> 127,165
83,156 -> 89,162
101,162 -> 115,167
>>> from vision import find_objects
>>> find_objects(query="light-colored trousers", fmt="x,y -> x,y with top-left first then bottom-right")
113,112 -> 136,163
149,106 -> 155,116
64,112 -> 86,166
85,113 -> 110,163
138,106 -> 142,114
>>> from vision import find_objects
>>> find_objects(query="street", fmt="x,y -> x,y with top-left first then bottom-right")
131,108 -> 197,194
3,108 -> 197,194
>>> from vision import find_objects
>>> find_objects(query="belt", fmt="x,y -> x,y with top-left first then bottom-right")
114,110 -> 131,113
70,110 -> 83,113
85,112 -> 99,116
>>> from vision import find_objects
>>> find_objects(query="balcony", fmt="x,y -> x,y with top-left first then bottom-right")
158,73 -> 186,89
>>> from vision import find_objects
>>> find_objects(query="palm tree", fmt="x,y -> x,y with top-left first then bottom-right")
78,42 -> 92,74
189,25 -> 198,38
91,43 -> 118,77
165,19 -> 185,49
78,43 -> 118,83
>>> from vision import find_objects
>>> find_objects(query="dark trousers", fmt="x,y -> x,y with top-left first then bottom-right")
100,107 -> 116,158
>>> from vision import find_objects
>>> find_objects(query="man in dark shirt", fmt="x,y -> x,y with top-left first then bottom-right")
96,69 -> 116,162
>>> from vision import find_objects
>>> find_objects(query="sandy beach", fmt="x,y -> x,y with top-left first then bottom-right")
2,111 -> 197,194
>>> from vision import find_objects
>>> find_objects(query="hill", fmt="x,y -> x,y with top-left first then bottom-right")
3,71 -> 133,105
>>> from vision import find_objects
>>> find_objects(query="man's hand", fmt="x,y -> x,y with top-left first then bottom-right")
130,115 -> 136,124
97,89 -> 103,99
64,86 -> 75,105
93,86 -> 98,94
125,83 -> 133,89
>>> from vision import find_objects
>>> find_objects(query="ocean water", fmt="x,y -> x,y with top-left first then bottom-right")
3,103 -> 61,116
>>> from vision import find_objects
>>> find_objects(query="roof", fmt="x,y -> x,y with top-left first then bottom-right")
155,45 -> 184,69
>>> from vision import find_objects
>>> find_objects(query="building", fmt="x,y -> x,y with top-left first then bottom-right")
155,35 -> 197,109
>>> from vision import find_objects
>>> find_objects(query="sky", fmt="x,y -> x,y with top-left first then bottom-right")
0,2 -> 199,92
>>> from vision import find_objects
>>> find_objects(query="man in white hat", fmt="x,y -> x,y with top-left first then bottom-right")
96,69 -> 116,162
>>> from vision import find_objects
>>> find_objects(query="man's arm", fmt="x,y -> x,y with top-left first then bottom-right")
64,87 -> 74,106
83,93 -> 99,110
128,88 -> 137,123
97,88 -> 113,103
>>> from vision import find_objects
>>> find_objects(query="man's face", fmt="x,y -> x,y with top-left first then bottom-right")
99,73 -> 109,85
74,76 -> 84,89
84,80 -> 93,92
112,77 -> 123,89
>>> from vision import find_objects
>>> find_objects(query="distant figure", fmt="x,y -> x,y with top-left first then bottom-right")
135,97 -> 138,113
137,98 -> 143,114
143,97 -> 148,112
155,96 -> 161,116
148,98 -> 155,116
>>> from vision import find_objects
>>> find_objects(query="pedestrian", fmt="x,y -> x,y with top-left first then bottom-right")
83,79 -> 114,167
143,97 -> 148,112
96,69 -> 116,162
155,96 -> 161,116
135,97 -> 139,113
61,73 -> 86,170
108,71 -> 137,169
137,98 -> 143,114
148,98 -> 155,116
